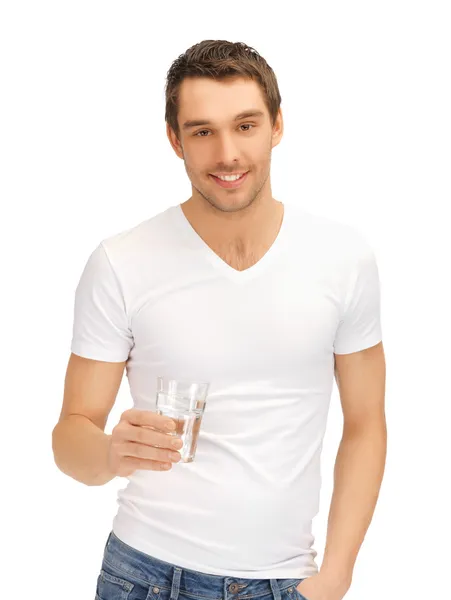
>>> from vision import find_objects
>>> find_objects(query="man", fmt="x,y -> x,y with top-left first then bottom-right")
52,40 -> 386,600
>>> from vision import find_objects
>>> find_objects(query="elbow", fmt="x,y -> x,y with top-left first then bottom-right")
342,415 -> 387,440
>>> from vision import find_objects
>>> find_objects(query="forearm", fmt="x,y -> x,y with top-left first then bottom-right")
320,421 -> 387,586
52,414 -> 115,486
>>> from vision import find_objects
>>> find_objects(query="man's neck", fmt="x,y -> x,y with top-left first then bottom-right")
180,197 -> 284,254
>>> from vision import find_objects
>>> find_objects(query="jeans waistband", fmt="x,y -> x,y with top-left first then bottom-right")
103,531 -> 303,600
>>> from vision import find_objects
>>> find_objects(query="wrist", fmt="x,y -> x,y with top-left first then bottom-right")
92,434 -> 116,486
318,564 -> 353,592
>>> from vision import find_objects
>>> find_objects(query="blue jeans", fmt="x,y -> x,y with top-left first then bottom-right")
95,531 -> 308,600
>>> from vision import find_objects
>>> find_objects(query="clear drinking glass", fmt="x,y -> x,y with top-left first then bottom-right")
156,377 -> 210,463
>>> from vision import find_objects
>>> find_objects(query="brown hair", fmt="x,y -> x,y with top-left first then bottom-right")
164,40 -> 282,141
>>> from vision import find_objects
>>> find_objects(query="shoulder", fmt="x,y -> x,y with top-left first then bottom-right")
286,203 -> 374,263
98,205 -> 177,268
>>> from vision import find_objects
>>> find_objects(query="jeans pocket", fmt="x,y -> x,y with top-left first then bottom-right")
287,580 -> 309,600
96,567 -> 134,600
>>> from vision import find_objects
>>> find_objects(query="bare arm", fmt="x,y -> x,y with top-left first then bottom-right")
51,353 -> 126,486
320,341 -> 387,589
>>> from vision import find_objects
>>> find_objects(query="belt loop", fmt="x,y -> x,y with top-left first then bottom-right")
270,580 -> 282,600
170,567 -> 182,600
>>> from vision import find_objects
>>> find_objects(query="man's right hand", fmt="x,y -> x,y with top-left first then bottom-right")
107,408 -> 183,477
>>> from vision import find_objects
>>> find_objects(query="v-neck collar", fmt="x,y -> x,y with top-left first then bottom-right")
172,202 -> 289,283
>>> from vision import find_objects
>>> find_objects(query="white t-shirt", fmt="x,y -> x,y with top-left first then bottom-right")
71,201 -> 383,579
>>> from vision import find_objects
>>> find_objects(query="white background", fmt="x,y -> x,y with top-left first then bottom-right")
1,1 -> 450,598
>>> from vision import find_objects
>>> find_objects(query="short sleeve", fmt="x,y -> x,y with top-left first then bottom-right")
333,238 -> 383,355
70,242 -> 134,362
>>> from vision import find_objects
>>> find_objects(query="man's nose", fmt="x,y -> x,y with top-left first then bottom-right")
213,133 -> 241,166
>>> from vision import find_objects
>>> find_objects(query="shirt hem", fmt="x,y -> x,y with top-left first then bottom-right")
111,520 -> 319,580
333,335 -> 382,355
70,343 -> 129,363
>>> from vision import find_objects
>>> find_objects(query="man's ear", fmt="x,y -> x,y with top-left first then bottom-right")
271,107 -> 284,149
166,122 -> 184,159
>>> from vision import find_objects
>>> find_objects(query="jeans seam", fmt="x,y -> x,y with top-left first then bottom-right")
103,558 -> 152,589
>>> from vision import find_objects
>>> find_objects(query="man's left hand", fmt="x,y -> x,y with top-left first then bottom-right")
295,572 -> 350,600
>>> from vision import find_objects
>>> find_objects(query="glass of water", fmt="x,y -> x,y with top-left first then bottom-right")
156,377 -> 210,463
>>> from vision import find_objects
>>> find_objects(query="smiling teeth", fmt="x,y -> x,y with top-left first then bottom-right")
216,173 -> 244,181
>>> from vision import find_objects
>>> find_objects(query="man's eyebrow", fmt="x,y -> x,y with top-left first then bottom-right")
182,110 -> 265,130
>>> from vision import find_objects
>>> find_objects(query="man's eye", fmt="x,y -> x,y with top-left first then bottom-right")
194,124 -> 254,137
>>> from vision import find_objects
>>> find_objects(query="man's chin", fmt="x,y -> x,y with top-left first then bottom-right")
209,198 -> 254,214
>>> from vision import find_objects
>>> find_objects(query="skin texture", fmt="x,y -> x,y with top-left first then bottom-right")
166,76 -> 285,271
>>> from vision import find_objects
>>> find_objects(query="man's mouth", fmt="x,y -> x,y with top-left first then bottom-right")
209,171 -> 249,189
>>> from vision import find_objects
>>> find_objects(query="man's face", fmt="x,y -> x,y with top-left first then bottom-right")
168,76 -> 283,214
